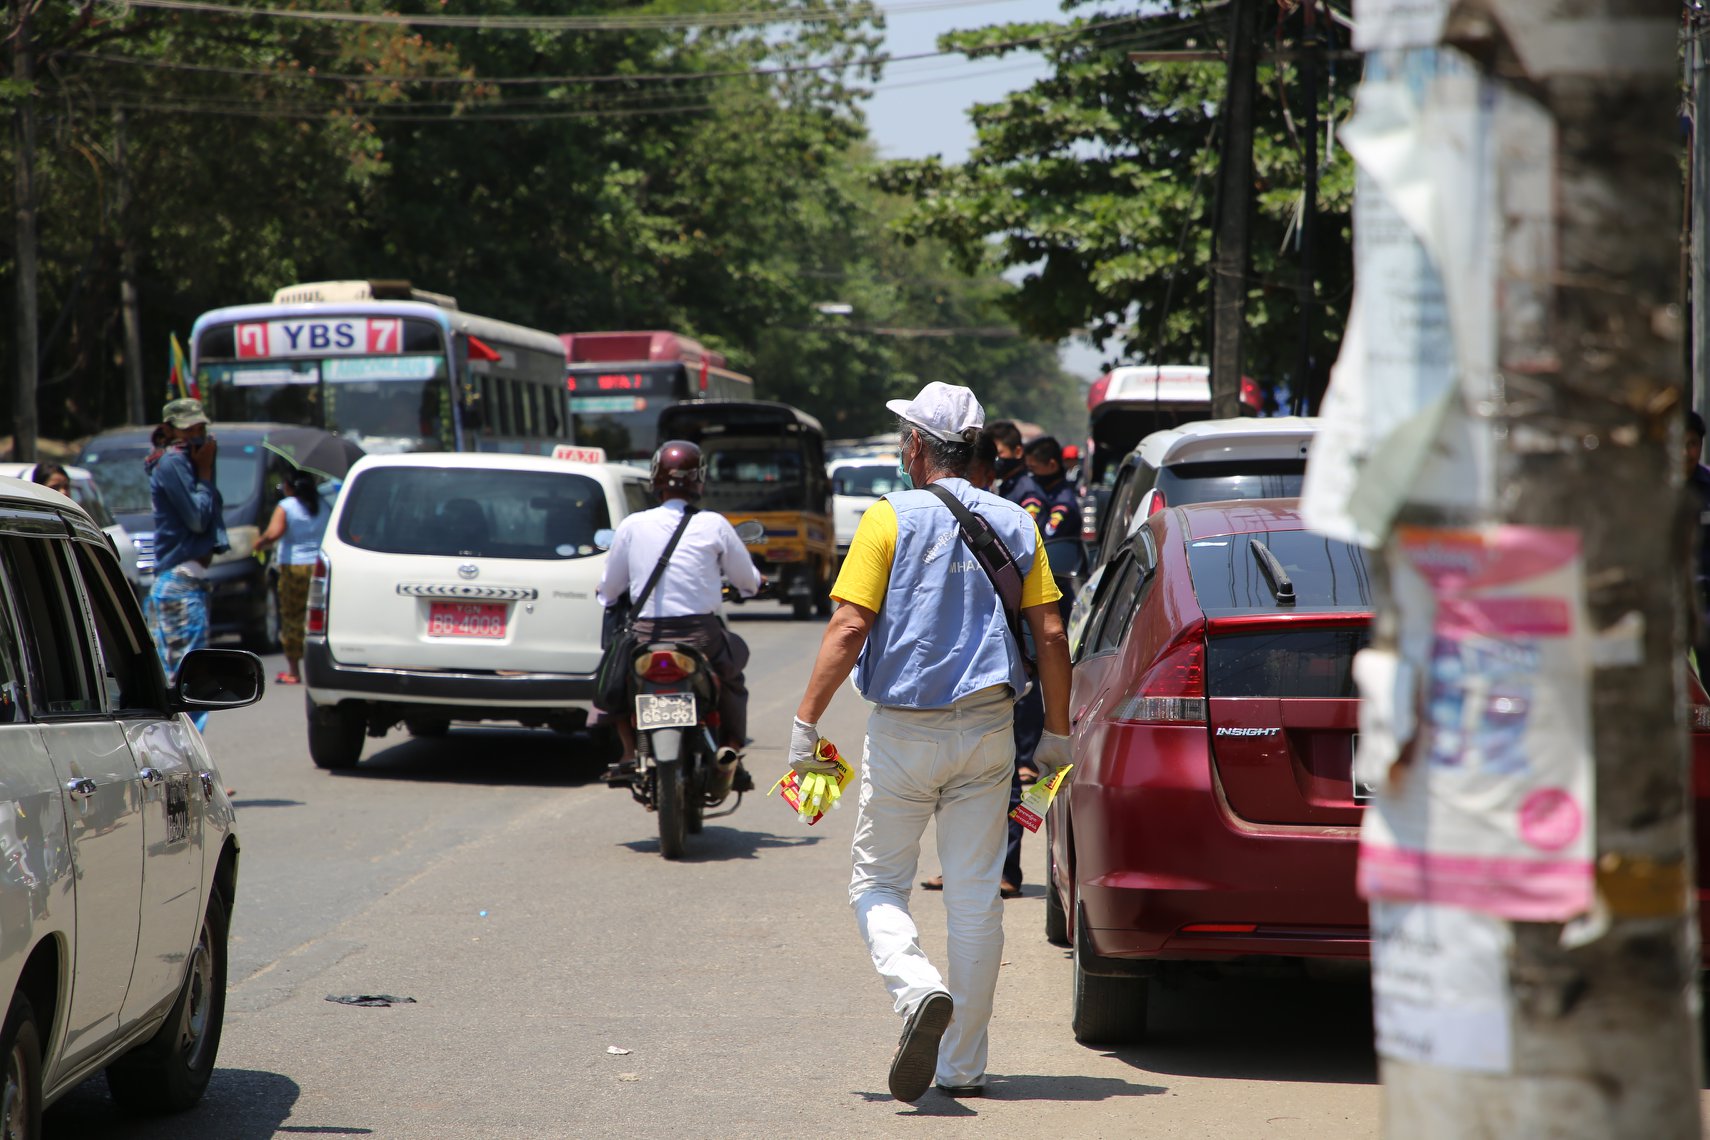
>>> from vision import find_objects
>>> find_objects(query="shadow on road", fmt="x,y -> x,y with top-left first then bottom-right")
1104,968 -> 1378,1086
329,727 -> 609,788
229,797 -> 306,809
725,608 -> 824,625
852,1072 -> 1164,1113
47,1068 -> 341,1139
619,825 -> 825,861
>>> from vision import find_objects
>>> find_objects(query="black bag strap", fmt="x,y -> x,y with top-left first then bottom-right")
629,508 -> 696,620
923,483 -> 1034,671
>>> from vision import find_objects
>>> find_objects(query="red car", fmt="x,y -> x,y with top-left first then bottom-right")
1048,499 -> 1373,1044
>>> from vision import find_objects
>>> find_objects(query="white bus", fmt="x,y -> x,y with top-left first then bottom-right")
189,280 -> 571,455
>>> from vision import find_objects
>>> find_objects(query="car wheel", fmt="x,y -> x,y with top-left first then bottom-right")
1044,822 -> 1070,948
306,698 -> 365,770
1070,885 -> 1148,1046
241,580 -> 282,654
107,889 -> 229,1113
0,993 -> 43,1140
405,718 -> 450,738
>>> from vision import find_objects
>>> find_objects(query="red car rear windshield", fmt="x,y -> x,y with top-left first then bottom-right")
1186,529 -> 1372,615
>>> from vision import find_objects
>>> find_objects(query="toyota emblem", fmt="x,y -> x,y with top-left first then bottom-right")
458,563 -> 479,580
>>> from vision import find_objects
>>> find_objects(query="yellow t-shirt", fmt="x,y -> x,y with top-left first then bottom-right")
832,499 -> 1062,613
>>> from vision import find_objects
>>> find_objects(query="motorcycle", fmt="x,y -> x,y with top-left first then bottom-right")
624,540 -> 772,860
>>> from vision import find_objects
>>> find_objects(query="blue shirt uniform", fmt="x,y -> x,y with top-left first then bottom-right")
146,446 -> 226,574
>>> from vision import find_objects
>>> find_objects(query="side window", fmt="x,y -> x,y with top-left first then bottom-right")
72,541 -> 163,713
1,536 -> 101,716
1090,555 -> 1144,655
1079,551 -> 1132,657
0,555 -> 28,723
544,387 -> 563,438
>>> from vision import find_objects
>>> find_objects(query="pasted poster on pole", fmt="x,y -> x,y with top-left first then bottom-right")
1357,525 -> 1594,921
1300,49 -> 1553,548
1372,900 -> 1513,1072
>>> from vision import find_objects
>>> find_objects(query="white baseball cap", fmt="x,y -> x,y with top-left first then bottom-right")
886,382 -> 985,444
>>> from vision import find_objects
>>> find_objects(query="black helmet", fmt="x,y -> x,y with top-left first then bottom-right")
651,439 -> 705,500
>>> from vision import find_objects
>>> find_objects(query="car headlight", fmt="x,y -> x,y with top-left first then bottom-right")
213,525 -> 260,565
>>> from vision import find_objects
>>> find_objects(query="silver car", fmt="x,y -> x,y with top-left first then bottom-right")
0,475 -> 262,1134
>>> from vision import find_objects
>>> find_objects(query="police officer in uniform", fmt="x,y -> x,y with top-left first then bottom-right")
789,382 -> 1073,1104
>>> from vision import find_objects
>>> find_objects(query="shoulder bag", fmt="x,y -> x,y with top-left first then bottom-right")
923,483 -> 1036,676
593,508 -> 695,712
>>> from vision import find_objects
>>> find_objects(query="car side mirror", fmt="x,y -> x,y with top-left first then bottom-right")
733,520 -> 765,544
172,648 -> 265,714
592,528 -> 615,551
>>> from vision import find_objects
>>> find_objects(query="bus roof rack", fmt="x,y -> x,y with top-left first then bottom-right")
271,279 -> 460,310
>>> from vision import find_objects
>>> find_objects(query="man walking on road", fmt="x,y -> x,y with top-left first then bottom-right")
144,398 -> 226,713
789,382 -> 1074,1104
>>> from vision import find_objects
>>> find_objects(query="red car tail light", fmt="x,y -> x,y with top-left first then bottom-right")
306,556 -> 329,635
1690,669 -> 1710,732
637,650 -> 697,683
1147,488 -> 1167,517
1111,627 -> 1207,725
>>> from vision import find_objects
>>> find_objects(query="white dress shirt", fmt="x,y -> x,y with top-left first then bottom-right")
597,499 -> 764,618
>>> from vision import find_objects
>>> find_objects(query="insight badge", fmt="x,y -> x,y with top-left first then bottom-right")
1215,727 -> 1281,737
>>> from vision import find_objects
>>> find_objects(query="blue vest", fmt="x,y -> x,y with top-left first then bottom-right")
854,479 -> 1039,709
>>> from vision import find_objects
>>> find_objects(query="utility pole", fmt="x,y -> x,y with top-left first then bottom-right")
11,0 -> 38,461
1208,0 -> 1257,420
1293,0 -> 1320,417
1692,12 -> 1710,423
1318,1 -> 1698,1134
115,109 -> 146,426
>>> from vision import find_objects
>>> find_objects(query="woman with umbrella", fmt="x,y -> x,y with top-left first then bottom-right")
256,469 -> 332,685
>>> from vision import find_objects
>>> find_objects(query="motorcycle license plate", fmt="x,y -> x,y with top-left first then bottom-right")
427,601 -> 507,639
635,693 -> 696,731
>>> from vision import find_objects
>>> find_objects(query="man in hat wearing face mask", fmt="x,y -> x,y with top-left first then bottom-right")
144,398 -> 228,715
790,382 -> 1074,1104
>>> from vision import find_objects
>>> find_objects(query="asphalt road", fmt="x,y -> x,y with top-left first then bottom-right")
46,606 -> 1383,1139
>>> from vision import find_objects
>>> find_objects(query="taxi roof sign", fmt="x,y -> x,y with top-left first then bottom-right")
552,444 -> 608,464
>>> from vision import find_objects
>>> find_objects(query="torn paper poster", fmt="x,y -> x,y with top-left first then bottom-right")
1301,50 -> 1553,547
1372,900 -> 1513,1073
1358,525 -> 1594,921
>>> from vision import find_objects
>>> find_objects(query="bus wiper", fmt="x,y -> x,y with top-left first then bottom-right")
1250,540 -> 1296,605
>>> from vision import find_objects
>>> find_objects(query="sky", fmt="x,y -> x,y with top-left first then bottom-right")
859,0 -> 1108,383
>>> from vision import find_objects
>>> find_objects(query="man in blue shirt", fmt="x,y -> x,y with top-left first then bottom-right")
143,398 -> 226,697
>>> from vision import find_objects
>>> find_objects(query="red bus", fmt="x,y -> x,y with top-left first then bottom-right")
562,331 -> 755,462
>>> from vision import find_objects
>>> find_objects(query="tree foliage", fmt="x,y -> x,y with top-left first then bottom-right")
874,1 -> 1355,395
0,0 -> 1076,445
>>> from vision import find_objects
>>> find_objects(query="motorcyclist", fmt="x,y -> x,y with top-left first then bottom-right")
597,440 -> 764,788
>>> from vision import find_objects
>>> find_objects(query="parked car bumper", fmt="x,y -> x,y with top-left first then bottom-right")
1071,722 -> 1367,962
302,638 -> 597,708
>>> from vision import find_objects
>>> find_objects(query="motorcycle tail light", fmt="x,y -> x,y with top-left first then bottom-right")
306,556 -> 330,635
637,650 -> 696,683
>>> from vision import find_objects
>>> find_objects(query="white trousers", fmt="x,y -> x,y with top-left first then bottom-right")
849,685 -> 1014,1087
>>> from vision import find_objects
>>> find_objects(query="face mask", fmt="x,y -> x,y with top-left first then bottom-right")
895,463 -> 914,491
995,455 -> 1022,478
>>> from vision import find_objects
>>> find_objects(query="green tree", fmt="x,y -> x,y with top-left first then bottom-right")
874,2 -> 1354,397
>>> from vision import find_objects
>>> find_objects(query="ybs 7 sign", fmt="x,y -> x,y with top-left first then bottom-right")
235,318 -> 403,358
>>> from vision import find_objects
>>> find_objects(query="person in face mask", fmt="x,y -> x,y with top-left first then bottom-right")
986,420 -> 1035,500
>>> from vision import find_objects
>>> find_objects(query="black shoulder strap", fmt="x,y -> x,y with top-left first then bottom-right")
631,508 -> 696,617
923,483 -> 1022,612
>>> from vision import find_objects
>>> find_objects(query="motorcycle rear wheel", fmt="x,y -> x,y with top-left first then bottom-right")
656,759 -> 687,859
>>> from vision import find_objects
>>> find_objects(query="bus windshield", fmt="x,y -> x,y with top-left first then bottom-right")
200,355 -> 453,455
569,363 -> 689,461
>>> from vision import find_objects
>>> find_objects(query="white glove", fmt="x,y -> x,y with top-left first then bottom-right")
1034,731 -> 1073,773
789,717 -> 837,774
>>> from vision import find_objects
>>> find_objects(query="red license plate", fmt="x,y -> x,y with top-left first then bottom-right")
427,602 -> 507,639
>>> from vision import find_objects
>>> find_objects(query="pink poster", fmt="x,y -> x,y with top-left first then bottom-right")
1357,525 -> 1594,921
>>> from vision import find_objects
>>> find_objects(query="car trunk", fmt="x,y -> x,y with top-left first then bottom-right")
1204,618 -> 1369,826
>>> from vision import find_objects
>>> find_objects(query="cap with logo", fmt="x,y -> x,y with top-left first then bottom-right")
886,382 -> 985,444
161,397 -> 210,429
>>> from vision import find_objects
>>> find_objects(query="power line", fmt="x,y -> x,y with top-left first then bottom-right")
69,12 -> 1164,88
119,0 -> 1013,33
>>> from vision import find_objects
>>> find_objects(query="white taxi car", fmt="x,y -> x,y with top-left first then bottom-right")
301,452 -> 653,769
0,475 -> 263,1133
